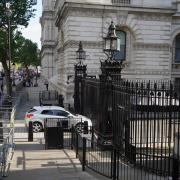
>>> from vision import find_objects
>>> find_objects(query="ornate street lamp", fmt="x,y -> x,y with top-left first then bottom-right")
76,41 -> 86,64
103,21 -> 118,61
101,21 -> 123,80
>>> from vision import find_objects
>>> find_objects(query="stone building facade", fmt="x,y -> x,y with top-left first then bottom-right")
41,0 -> 180,104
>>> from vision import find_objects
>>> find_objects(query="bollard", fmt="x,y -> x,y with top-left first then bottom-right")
82,137 -> 86,171
28,121 -> 33,142
83,121 -> 88,134
172,156 -> 179,180
91,126 -> 94,149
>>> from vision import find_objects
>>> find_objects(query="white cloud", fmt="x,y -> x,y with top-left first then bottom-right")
21,24 -> 41,48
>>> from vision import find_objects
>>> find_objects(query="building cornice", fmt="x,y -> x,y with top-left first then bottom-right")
55,2 -> 176,27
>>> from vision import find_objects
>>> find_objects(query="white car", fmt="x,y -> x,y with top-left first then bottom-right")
25,106 -> 92,132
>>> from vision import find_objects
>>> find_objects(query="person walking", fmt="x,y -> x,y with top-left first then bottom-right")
44,79 -> 49,91
0,73 -> 4,94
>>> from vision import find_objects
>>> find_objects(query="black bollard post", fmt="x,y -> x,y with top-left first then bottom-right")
91,126 -> 94,149
83,121 -> 88,134
172,156 -> 179,180
28,121 -> 33,142
82,137 -> 86,171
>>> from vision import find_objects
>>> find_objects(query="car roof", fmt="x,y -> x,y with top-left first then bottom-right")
33,106 -> 65,111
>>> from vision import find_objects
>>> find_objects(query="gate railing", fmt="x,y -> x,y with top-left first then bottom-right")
0,105 -> 15,177
79,78 -> 180,179
71,126 -> 113,177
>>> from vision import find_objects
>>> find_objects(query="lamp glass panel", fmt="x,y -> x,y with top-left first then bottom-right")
111,39 -> 117,50
105,38 -> 111,50
117,38 -> 121,51
77,51 -> 85,60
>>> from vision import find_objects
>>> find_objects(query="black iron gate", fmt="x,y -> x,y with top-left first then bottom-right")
79,79 -> 180,180
112,81 -> 180,180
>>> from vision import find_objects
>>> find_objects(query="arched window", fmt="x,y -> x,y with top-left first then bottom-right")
114,30 -> 126,61
175,34 -> 180,63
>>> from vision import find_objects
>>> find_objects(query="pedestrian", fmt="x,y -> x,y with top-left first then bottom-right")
0,73 -> 4,94
44,79 -> 49,91
1,82 -> 3,94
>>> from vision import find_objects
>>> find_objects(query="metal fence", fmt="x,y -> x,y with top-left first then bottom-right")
0,105 -> 15,177
80,79 -> 180,180
112,81 -> 180,180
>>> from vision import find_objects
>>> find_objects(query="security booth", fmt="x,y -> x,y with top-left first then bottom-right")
39,90 -> 60,106
44,118 -> 67,149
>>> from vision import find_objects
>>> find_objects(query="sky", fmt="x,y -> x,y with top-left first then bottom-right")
20,0 -> 42,49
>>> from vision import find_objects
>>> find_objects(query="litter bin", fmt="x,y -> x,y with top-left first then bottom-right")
44,119 -> 63,149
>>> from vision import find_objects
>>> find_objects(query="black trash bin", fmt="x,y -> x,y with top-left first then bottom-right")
44,119 -> 64,149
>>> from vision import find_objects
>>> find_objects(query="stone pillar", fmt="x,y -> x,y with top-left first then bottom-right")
173,0 -> 180,16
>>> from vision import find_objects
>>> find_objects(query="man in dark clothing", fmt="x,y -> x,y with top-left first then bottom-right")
44,79 -> 49,91
0,74 -> 4,94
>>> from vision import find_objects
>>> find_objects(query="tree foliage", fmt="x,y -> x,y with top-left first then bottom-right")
0,0 -> 36,30
0,0 -> 37,96
13,33 -> 40,67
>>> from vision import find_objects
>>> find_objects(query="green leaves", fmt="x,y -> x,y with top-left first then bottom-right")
0,0 -> 38,65
0,0 -> 36,29
15,37 -> 40,66
0,30 -> 8,62
10,31 -> 40,66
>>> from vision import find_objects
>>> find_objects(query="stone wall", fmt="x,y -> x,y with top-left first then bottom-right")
41,0 -> 180,105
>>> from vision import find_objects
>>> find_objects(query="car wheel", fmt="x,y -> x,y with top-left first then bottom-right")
75,122 -> 84,133
33,122 -> 43,132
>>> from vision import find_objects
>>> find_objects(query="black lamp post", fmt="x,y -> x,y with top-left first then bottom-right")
101,21 -> 123,80
6,3 -> 12,81
5,2 -> 13,96
12,62 -> 16,86
76,41 -> 86,64
74,41 -> 87,114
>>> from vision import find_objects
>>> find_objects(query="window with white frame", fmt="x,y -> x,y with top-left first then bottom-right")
114,30 -> 126,61
112,0 -> 131,5
174,34 -> 180,63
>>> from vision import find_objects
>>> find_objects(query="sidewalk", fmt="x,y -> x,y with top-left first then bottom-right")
6,77 -> 106,180
7,139 -> 100,180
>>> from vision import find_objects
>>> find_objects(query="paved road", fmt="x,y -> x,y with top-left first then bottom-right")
6,77 -> 107,180
15,78 -> 47,120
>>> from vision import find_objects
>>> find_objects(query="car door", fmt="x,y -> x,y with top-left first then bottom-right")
53,110 -> 71,128
40,110 -> 57,119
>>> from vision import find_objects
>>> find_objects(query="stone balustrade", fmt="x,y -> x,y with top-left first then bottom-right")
55,0 -> 173,11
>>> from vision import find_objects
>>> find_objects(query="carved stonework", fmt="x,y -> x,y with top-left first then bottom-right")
70,7 -> 103,18
136,13 -> 171,22
135,70 -> 170,75
58,40 -> 103,53
133,43 -> 170,51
